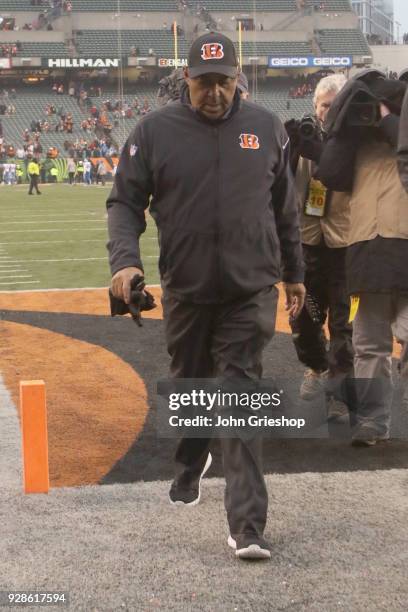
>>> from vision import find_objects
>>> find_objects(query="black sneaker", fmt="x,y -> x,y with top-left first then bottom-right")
327,396 -> 349,423
169,452 -> 212,507
228,534 -> 271,560
351,424 -> 390,447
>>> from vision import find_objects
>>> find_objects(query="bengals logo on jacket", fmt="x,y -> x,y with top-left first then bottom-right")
239,133 -> 260,150
201,43 -> 224,61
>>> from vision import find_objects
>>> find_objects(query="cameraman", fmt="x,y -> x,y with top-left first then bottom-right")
398,81 -> 408,193
287,74 -> 353,418
317,71 -> 408,445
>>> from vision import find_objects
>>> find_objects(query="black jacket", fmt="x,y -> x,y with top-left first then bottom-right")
398,88 -> 408,193
106,90 -> 304,303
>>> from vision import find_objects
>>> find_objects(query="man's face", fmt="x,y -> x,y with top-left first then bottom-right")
185,70 -> 238,119
315,90 -> 337,124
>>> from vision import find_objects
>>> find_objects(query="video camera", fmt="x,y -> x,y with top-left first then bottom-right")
298,114 -> 320,140
285,114 -> 321,143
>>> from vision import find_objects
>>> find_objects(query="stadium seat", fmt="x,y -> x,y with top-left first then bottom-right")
4,42 -> 69,58
74,30 -> 313,59
317,28 -> 371,55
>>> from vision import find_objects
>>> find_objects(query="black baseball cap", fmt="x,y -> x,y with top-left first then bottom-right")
188,32 -> 239,79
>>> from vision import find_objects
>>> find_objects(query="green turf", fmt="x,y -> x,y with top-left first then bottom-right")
0,184 -> 160,291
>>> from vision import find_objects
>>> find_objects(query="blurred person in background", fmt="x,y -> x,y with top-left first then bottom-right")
286,73 -> 353,421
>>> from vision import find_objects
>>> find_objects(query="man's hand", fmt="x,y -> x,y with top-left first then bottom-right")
283,282 -> 306,320
111,266 -> 143,304
380,102 -> 391,119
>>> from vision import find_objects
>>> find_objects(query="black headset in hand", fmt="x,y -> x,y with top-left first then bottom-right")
109,274 -> 156,327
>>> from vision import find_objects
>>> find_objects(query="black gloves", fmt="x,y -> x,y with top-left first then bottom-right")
109,274 -> 156,327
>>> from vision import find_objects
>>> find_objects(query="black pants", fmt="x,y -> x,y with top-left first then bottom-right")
162,286 -> 278,538
28,174 -> 40,194
68,172 -> 75,184
291,243 -> 353,377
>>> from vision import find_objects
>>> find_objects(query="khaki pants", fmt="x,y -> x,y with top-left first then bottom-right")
352,292 -> 408,433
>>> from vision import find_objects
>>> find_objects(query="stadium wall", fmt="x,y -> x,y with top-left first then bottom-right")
2,12 -> 39,27
0,31 -> 65,43
369,45 -> 408,74
70,13 -> 179,29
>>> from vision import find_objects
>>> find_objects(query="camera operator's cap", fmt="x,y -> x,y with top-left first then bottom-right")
399,68 -> 408,83
237,71 -> 249,94
188,32 -> 238,78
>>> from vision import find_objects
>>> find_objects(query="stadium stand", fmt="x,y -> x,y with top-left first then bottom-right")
76,30 -> 191,58
0,86 -> 157,151
0,77 -> 315,153
0,0 -> 179,10
241,41 -> 313,55
317,28 -> 371,55
2,42 -> 69,57
187,0 -> 352,11
257,78 -> 313,122
75,30 -> 313,58
0,0 -> 352,11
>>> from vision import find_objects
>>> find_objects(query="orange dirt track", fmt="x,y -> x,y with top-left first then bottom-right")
0,286 -> 401,488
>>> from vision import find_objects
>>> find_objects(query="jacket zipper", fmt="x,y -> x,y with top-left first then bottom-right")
214,126 -> 222,301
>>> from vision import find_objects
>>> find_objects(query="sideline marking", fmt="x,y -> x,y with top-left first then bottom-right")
0,373 -> 22,488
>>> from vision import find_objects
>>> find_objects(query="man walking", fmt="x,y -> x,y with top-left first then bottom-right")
289,74 -> 353,418
83,158 -> 92,185
107,32 -> 305,559
28,157 -> 41,195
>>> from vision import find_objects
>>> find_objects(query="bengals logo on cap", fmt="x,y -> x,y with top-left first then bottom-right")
201,43 -> 224,61
239,133 -> 260,150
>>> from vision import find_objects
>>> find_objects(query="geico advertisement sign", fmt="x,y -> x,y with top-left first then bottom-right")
268,56 -> 352,68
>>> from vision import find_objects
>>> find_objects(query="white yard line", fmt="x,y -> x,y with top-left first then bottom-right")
1,257 -> 107,263
0,240 -> 103,245
0,284 -> 161,294
0,212 -> 100,217
0,280 -> 40,285
0,229 -> 106,234
0,256 -> 157,263
0,275 -> 33,279
0,220 -> 106,225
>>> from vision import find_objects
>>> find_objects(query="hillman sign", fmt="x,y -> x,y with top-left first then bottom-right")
268,56 -> 352,68
47,58 -> 120,68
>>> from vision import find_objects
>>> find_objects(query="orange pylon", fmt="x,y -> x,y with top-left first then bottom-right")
20,381 -> 49,494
